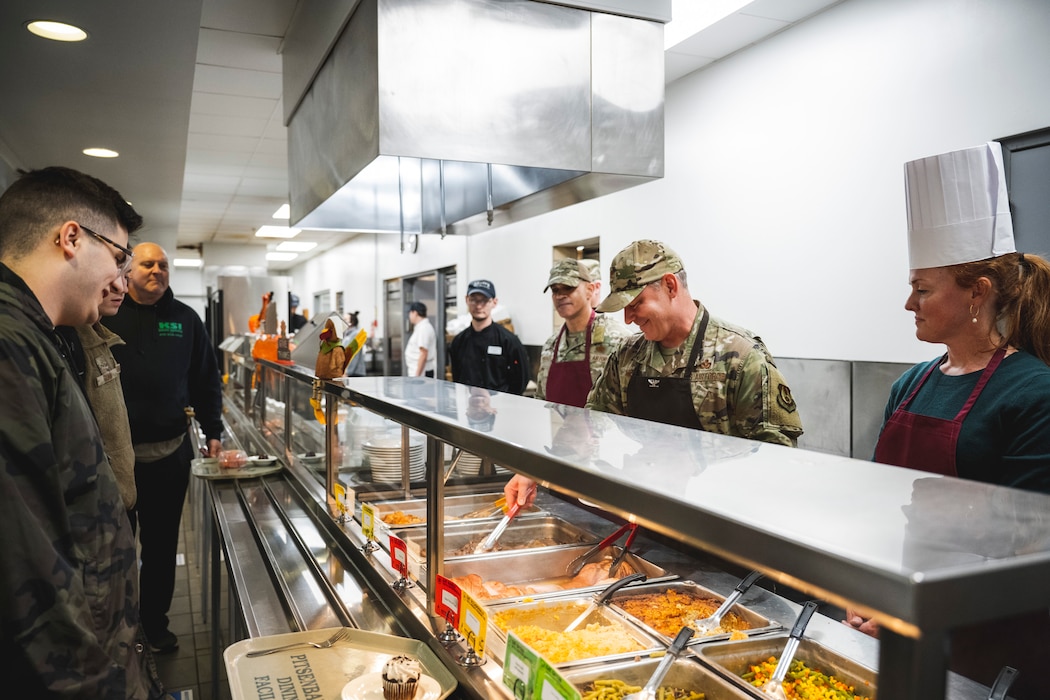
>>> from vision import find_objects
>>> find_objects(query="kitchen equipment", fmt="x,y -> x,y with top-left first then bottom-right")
395,516 -> 594,559
567,521 -> 636,576
988,666 -> 1019,700
623,626 -> 695,700
473,497 -> 528,554
459,496 -> 506,520
606,523 -> 640,577
245,628 -> 350,657
693,570 -> 763,636
760,601 -> 819,699
564,572 -> 646,632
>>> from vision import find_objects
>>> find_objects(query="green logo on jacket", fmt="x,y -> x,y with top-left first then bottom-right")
158,321 -> 183,337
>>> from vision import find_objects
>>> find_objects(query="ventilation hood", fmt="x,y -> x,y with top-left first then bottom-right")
284,0 -> 668,237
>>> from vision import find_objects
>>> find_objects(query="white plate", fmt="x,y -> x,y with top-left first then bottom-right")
296,452 -> 325,464
341,672 -> 440,700
248,455 -> 277,466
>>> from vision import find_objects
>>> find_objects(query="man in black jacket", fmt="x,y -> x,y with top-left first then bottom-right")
103,242 -> 224,655
449,279 -> 529,394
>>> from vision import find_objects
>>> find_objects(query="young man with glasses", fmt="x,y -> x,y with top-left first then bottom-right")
0,166 -> 169,698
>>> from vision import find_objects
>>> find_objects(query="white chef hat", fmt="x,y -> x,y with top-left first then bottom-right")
904,141 -> 1015,269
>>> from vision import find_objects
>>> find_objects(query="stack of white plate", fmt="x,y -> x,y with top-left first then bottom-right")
453,451 -> 511,477
364,432 -> 426,482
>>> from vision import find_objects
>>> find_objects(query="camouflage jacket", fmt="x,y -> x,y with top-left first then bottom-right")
586,301 -> 803,446
0,263 -> 153,698
536,313 -> 632,400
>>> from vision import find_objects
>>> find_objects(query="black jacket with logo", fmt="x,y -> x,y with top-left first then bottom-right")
103,287 -> 224,443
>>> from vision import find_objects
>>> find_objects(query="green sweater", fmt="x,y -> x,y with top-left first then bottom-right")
882,350 -> 1050,493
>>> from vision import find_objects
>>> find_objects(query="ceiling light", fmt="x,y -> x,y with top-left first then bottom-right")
266,252 -> 298,261
83,147 -> 119,158
272,203 -> 290,219
26,20 -> 88,42
173,258 -> 203,268
276,241 -> 317,252
255,225 -> 300,239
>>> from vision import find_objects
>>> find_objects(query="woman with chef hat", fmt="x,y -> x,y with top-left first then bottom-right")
851,141 -> 1050,699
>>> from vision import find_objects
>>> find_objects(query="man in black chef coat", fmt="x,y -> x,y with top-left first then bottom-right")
448,279 -> 529,394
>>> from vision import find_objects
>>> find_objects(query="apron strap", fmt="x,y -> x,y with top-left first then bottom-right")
551,310 -> 595,363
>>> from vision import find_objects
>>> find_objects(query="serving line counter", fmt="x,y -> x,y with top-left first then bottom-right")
202,354 -> 1046,699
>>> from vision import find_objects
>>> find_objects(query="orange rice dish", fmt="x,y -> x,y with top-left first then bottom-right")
616,589 -> 750,637
380,510 -> 424,526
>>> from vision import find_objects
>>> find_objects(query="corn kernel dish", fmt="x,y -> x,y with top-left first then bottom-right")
742,658 -> 865,700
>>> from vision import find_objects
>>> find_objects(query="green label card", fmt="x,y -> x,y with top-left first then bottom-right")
503,632 -> 537,700
533,656 -> 581,700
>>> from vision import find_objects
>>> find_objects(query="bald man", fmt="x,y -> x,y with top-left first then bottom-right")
103,242 -> 224,655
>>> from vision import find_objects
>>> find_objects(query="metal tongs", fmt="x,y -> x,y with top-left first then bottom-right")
567,521 -> 639,577
472,486 -> 534,554
760,601 -> 819,699
564,573 -> 646,632
693,570 -> 763,636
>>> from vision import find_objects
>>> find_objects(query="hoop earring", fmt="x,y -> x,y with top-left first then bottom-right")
969,304 -> 979,324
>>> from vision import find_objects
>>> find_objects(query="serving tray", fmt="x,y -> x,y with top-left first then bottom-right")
191,457 -> 282,480
223,627 -> 457,700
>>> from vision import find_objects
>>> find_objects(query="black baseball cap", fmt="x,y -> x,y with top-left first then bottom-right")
466,279 -> 496,298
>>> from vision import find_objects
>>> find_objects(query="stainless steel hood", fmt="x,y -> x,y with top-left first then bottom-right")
285,0 -> 667,237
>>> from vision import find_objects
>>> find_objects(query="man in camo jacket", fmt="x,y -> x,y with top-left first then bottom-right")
506,240 -> 803,509
535,258 -> 632,406
0,167 -> 167,698
587,239 -> 803,445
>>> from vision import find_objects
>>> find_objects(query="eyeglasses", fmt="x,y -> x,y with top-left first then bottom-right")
78,223 -> 134,275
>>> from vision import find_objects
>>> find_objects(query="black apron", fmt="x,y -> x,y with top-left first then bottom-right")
626,309 -> 709,429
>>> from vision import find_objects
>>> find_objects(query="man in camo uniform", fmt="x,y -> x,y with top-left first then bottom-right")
0,167 -> 167,698
587,239 -> 803,444
506,244 -> 801,508
535,259 -> 631,406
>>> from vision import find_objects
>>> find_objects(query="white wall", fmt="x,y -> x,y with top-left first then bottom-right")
290,0 -> 1050,363
291,232 -> 468,339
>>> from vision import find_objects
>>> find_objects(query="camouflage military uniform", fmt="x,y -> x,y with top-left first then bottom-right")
587,300 -> 803,446
536,313 -> 632,400
0,263 -> 159,698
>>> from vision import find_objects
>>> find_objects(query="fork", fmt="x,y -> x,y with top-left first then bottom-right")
245,628 -> 349,657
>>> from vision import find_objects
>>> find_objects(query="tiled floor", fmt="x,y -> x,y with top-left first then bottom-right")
151,496 -> 232,700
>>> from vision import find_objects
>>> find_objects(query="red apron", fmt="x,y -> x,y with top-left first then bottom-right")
545,312 -> 594,408
874,348 -> 1006,476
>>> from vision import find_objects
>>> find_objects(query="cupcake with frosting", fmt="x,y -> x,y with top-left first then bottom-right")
381,655 -> 420,700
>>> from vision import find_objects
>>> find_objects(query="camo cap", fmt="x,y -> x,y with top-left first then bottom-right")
596,240 -> 685,312
543,259 -> 599,292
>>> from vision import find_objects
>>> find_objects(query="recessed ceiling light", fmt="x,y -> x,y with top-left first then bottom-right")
276,241 -> 317,252
266,252 -> 298,261
173,258 -> 203,268
26,20 -> 88,42
83,147 -> 119,158
255,225 -> 300,239
272,203 -> 290,219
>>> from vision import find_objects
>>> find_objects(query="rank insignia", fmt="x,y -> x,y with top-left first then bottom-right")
699,358 -> 712,369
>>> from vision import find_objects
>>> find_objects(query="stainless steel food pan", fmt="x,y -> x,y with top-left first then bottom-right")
368,493 -> 543,527
564,656 -> 751,700
607,579 -> 779,645
394,516 -> 596,558
484,594 -> 661,670
695,636 -> 877,699
438,544 -> 674,605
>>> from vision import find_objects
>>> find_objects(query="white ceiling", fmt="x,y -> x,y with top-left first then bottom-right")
0,0 -> 840,270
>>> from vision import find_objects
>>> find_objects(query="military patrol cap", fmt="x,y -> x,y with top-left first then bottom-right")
596,240 -> 685,312
543,259 -> 597,292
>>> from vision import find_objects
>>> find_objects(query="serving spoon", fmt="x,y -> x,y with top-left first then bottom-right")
692,570 -> 762,636
760,601 -> 819,699
623,626 -> 695,700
